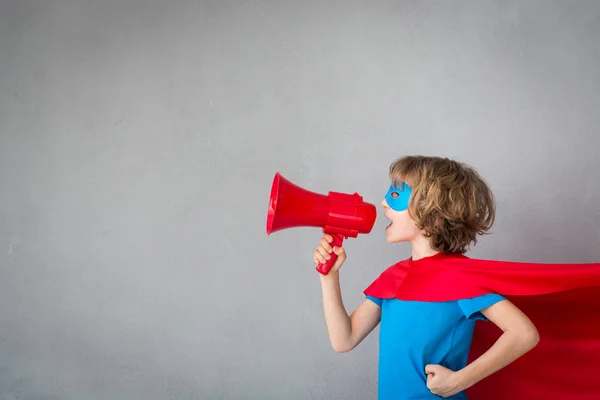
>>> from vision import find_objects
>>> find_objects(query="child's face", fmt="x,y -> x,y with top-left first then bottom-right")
381,182 -> 421,243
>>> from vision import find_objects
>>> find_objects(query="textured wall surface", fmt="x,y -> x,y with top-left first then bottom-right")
1,1 -> 599,399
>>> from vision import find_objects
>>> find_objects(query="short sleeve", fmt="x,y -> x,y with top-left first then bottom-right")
366,295 -> 382,307
458,294 -> 506,321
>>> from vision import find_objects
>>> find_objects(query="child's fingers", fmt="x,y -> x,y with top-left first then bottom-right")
329,246 -> 346,271
316,245 -> 331,261
313,248 -> 328,264
313,236 -> 342,267
320,237 -> 333,253
313,250 -> 323,264
332,246 -> 345,256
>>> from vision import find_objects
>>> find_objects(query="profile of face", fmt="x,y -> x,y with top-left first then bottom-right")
382,183 -> 421,243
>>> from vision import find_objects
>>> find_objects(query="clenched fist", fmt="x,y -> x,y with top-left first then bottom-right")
313,234 -> 346,273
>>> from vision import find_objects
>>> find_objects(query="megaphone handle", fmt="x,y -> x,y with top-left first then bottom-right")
315,234 -> 345,275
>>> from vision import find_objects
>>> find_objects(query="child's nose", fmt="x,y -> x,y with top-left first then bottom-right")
381,199 -> 389,208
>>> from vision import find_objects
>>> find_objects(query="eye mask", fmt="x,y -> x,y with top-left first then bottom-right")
385,182 -> 412,211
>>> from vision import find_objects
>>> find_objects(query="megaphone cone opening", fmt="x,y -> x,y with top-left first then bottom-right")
266,173 -> 281,235
265,172 -> 330,235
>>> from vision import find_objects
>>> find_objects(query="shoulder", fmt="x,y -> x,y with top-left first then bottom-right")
363,259 -> 411,299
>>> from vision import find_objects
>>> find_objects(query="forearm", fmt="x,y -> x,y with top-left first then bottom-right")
319,271 -> 353,352
457,328 -> 539,390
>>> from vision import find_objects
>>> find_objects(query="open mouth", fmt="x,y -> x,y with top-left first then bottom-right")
385,214 -> 393,230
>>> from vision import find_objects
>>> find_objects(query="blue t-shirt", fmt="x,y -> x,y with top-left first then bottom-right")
367,294 -> 505,400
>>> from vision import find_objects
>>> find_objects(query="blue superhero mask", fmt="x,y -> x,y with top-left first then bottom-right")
385,182 -> 412,211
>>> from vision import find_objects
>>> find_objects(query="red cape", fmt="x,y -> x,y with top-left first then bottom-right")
363,252 -> 600,399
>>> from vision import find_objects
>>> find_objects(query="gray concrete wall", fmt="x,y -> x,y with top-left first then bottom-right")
1,1 -> 599,399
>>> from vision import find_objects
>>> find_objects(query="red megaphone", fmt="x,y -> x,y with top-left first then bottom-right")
266,172 -> 377,275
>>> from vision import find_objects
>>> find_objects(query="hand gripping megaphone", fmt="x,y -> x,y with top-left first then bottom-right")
266,173 -> 377,275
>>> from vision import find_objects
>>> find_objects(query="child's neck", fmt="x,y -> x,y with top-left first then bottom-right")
410,235 -> 439,261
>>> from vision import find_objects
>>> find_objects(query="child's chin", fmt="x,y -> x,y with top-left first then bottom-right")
385,234 -> 404,243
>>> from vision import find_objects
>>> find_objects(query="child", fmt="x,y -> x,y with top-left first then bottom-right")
313,156 -> 540,399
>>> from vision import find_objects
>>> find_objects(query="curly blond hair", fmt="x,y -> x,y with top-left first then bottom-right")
389,156 -> 496,253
